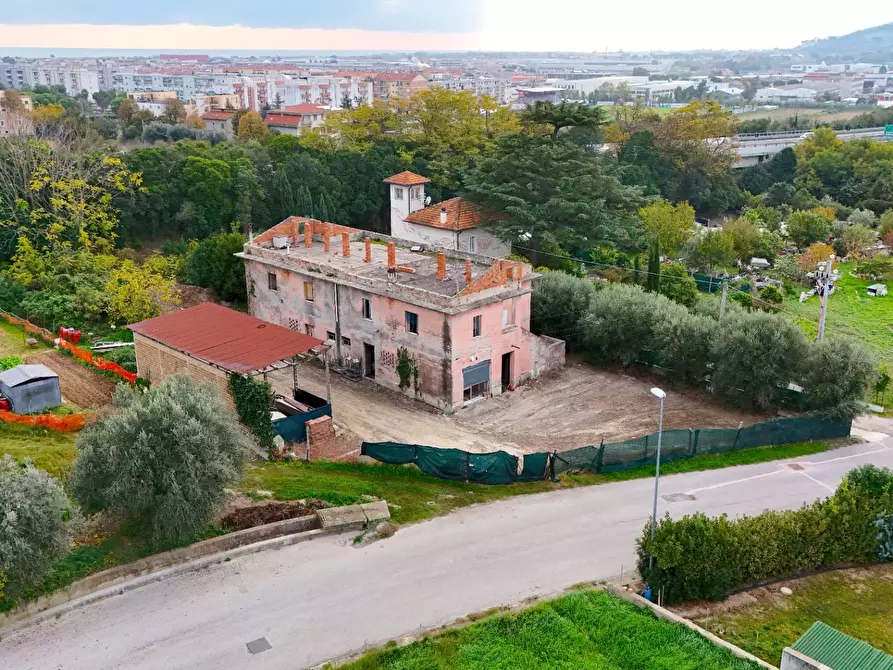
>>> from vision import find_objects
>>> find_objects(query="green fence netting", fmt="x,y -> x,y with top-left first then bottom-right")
361,415 -> 852,485
691,273 -> 725,293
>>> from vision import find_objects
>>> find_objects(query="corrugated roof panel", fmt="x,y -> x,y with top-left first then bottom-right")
0,364 -> 59,387
128,303 -> 324,374
792,622 -> 893,670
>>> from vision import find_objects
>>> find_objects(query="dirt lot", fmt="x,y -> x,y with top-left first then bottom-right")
24,350 -> 116,409
271,360 -> 765,455
454,363 -> 767,452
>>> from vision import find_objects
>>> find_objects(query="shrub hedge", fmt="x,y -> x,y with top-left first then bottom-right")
532,278 -> 875,416
637,464 -> 893,603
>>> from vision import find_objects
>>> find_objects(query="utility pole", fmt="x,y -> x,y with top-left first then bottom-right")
816,256 -> 833,342
719,281 -> 728,319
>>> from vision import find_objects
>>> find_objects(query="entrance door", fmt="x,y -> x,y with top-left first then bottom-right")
501,351 -> 513,391
363,343 -> 376,379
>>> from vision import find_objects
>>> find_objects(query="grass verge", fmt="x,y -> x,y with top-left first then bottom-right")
692,564 -> 893,666
243,440 -> 839,525
0,424 -> 77,478
337,589 -> 761,670
0,319 -> 50,358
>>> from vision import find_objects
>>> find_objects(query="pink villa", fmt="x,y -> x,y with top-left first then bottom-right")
239,218 -> 565,411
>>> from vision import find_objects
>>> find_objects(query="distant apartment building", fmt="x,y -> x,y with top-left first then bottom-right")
239,219 -> 564,410
754,86 -> 818,102
371,73 -> 428,101
264,104 -> 331,136
279,74 -> 373,108
384,171 -> 510,258
433,76 -> 512,103
111,72 -> 237,101
200,109 -> 237,137
2,64 -> 100,95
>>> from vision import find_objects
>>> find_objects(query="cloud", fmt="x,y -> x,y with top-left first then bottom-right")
0,23 -> 479,51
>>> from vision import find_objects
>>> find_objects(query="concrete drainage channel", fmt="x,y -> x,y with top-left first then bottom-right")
0,501 -> 390,636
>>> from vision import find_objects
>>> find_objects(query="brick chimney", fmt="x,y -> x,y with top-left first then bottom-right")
437,251 -> 446,281
323,225 -> 331,253
365,238 -> 372,263
387,242 -> 396,270
304,223 -> 312,247
341,232 -> 350,256
465,259 -> 472,284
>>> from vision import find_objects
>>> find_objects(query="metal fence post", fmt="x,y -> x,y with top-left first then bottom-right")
596,440 -> 605,474
731,423 -> 743,451
692,429 -> 699,456
644,433 -> 649,459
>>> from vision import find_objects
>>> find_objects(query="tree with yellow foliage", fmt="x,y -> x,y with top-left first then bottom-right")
237,111 -> 267,141
639,199 -> 696,255
184,114 -> 205,129
30,104 -> 65,128
798,243 -> 835,272
105,260 -> 179,324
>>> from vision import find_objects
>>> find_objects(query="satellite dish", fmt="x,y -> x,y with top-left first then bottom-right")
424,196 -> 432,205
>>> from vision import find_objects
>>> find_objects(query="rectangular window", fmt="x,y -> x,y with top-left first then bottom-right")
341,336 -> 351,347
362,298 -> 372,320
472,314 -> 482,337
304,324 -> 313,336
303,281 -> 314,302
468,235 -> 477,253
463,381 -> 489,401
405,311 -> 419,334
502,298 -> 517,327
267,272 -> 278,291
394,187 -> 404,200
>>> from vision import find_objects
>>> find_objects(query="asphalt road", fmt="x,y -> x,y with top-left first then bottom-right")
3,438 -> 893,670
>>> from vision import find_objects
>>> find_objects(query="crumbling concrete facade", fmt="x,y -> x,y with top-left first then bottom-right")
239,217 -> 566,411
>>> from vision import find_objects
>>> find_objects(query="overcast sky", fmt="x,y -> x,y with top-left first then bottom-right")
0,1 -> 886,52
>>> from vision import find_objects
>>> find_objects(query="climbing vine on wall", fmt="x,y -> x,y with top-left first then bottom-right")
395,347 -> 420,396
227,373 -> 274,450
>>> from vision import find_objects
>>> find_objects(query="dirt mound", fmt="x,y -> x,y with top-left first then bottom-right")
219,500 -> 328,532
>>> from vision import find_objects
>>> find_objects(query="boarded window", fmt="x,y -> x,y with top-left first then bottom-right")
362,298 -> 372,320
267,272 -> 278,291
472,315 -> 481,337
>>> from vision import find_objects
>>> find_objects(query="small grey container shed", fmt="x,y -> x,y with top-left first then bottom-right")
0,364 -> 62,414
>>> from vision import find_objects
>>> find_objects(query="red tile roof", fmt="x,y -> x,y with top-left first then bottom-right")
129,303 -> 323,374
404,197 -> 481,231
201,110 -> 236,121
383,171 -> 431,186
283,103 -> 329,114
264,113 -> 303,127
373,72 -> 425,81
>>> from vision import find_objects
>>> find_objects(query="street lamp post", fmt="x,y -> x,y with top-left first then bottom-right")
649,387 -> 666,567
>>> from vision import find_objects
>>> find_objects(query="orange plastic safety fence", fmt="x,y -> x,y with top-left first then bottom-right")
57,340 -> 137,384
0,409 -> 86,432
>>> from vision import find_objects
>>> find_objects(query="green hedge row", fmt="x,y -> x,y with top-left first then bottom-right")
531,275 -> 876,416
637,464 -> 893,603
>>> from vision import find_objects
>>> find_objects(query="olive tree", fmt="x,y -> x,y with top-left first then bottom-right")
530,270 -> 595,349
804,338 -> 876,419
710,311 -> 809,410
70,375 -> 253,546
0,456 -> 80,596
583,284 -> 687,366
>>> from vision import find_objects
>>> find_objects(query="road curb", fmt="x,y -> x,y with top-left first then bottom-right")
0,501 -> 390,637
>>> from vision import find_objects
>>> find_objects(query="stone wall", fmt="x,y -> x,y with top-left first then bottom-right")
530,333 -> 566,380
781,648 -> 831,670
133,334 -> 235,411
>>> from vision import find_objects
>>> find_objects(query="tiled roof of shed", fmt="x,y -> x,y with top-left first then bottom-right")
128,303 -> 323,374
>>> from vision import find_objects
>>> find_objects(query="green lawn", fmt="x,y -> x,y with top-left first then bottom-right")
782,261 -> 893,371
694,565 -> 893,667
340,589 -> 761,670
0,424 -> 77,478
0,319 -> 50,358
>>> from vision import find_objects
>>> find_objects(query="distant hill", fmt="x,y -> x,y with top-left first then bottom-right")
796,23 -> 893,62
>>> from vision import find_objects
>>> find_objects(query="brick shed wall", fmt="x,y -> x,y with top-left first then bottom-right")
306,415 -> 356,461
133,333 -> 235,411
